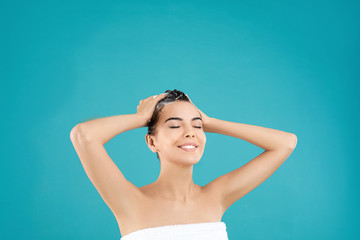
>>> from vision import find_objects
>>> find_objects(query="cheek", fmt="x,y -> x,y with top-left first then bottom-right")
200,131 -> 206,141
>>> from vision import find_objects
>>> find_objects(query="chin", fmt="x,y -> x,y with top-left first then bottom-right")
162,150 -> 204,165
176,156 -> 201,166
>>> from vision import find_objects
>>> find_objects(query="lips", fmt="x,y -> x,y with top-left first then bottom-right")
178,146 -> 197,152
177,142 -> 198,152
177,142 -> 198,147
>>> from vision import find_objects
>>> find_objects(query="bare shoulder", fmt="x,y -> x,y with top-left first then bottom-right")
116,182 -> 224,236
203,147 -> 296,212
112,181 -> 145,228
201,181 -> 226,213
110,180 -> 143,215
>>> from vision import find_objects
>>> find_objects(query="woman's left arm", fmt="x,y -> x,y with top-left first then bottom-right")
204,117 -> 297,151
186,94 -> 298,212
203,117 -> 297,212
185,93 -> 296,150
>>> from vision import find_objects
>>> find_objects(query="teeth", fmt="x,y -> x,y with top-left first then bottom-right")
180,145 -> 196,148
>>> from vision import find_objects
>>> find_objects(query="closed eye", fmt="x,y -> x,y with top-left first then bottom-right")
169,126 -> 202,128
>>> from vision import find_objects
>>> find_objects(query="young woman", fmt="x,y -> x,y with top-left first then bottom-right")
70,89 -> 297,240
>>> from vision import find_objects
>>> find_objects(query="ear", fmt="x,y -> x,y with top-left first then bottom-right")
145,133 -> 158,153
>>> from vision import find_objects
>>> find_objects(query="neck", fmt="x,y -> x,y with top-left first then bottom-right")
153,160 -> 199,202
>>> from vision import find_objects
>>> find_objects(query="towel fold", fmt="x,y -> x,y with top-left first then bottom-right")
120,221 -> 229,240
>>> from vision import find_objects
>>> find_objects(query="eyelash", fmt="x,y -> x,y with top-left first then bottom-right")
169,126 -> 202,129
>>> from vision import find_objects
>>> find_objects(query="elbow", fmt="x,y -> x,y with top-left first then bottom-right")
70,124 -> 90,142
273,133 -> 297,152
288,133 -> 297,150
70,124 -> 81,142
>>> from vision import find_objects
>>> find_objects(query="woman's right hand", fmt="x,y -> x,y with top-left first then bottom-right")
136,93 -> 168,125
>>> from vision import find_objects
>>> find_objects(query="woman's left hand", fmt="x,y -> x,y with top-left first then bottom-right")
185,94 -> 212,128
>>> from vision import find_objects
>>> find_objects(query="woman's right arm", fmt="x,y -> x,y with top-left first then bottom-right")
71,92 -> 167,144
69,113 -> 147,220
69,94 -> 167,219
70,113 -> 147,145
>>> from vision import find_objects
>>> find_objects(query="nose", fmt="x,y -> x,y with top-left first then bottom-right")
185,133 -> 195,137
183,125 -> 195,138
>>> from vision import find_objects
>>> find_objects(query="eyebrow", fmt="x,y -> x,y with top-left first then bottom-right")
164,117 -> 202,123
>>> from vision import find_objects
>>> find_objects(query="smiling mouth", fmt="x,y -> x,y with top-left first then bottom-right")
178,146 -> 198,152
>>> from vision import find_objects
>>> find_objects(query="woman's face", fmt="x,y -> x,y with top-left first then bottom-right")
149,101 -> 206,166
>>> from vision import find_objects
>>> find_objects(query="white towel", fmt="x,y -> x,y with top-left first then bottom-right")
120,221 -> 229,240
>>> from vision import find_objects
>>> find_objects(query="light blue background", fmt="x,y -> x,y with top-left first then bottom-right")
2,0 -> 359,239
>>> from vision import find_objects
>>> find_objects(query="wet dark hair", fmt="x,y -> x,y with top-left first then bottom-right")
147,89 -> 191,160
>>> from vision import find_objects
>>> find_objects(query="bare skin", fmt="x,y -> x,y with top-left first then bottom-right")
116,99 -> 223,237
143,101 -> 206,201
115,182 -> 224,237
70,92 -> 297,238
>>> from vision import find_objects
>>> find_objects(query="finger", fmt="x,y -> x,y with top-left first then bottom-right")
154,93 -> 168,98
